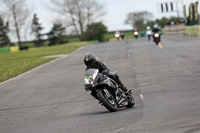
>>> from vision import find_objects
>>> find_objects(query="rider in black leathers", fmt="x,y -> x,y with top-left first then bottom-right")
83,53 -> 129,93
152,24 -> 162,35
152,27 -> 160,33
152,24 -> 162,43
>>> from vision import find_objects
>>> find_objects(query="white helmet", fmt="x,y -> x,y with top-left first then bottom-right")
153,24 -> 158,28
146,26 -> 150,30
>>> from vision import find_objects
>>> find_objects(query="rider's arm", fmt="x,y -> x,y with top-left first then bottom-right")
96,61 -> 110,74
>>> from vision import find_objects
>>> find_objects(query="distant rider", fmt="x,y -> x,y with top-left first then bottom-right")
120,31 -> 125,40
83,53 -> 130,93
152,24 -> 162,41
146,26 -> 152,41
152,24 -> 161,35
115,31 -> 120,40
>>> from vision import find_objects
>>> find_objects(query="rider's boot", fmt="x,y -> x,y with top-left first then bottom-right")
118,81 -> 131,94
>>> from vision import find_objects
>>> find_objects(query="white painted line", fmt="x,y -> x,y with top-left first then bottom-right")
64,54 -> 69,58
42,54 -> 66,58
102,127 -> 124,133
158,43 -> 163,49
140,94 -> 144,100
140,83 -> 148,85
128,51 -> 131,58
76,46 -> 84,52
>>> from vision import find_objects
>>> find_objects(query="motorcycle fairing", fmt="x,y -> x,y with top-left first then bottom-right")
84,69 -> 100,87
153,33 -> 160,42
84,69 -> 117,90
99,77 -> 117,90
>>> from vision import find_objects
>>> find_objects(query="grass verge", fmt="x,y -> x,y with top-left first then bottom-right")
0,42 -> 87,83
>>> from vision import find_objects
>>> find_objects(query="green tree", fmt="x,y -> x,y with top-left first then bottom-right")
124,11 -> 153,30
1,0 -> 30,48
0,16 -> 10,47
154,17 -> 169,28
50,0 -> 105,41
84,22 -> 107,42
47,23 -> 66,46
146,16 -> 180,29
31,14 -> 44,47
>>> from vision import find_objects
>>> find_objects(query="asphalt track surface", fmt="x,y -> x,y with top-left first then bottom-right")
0,35 -> 200,133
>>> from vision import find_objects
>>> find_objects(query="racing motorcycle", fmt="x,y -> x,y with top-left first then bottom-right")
115,32 -> 120,41
134,31 -> 139,39
84,69 -> 135,112
153,32 -> 161,45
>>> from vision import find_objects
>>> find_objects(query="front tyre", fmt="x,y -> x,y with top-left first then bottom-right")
97,89 -> 117,112
126,95 -> 135,108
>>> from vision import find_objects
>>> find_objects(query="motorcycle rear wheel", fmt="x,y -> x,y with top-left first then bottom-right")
126,95 -> 135,108
97,89 -> 117,112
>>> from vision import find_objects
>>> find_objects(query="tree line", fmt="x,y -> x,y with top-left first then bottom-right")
0,0 -> 183,48
0,0 -> 107,48
124,10 -> 185,31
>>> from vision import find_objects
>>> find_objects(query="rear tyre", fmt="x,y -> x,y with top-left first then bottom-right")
126,95 -> 135,108
156,42 -> 159,45
97,89 -> 117,112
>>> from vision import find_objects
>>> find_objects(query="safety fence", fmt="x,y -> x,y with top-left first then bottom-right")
164,24 -> 185,35
164,24 -> 200,37
0,46 -> 19,53
184,25 -> 200,37
0,40 -> 99,53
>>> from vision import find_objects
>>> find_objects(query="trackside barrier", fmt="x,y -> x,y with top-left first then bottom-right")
184,25 -> 200,37
10,46 -> 19,52
140,32 -> 146,37
164,24 -> 200,37
199,25 -> 200,36
0,41 -> 89,53
164,24 -> 185,35
199,26 -> 200,36
0,47 -> 10,53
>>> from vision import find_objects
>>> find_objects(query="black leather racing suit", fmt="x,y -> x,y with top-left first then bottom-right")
86,61 -> 126,91
152,27 -> 161,33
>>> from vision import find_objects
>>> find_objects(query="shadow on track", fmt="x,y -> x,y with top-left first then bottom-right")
78,106 -> 136,117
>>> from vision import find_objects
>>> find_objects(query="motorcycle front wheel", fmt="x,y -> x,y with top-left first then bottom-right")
97,89 -> 117,112
156,41 -> 159,45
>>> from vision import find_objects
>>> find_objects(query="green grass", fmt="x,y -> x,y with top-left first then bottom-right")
0,42 -> 87,83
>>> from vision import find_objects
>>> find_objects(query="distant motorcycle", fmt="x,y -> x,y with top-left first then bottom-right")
115,32 -> 120,41
134,31 -> 139,39
120,32 -> 125,40
84,69 -> 135,112
153,32 -> 161,45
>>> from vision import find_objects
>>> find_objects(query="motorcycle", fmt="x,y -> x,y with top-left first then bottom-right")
134,31 -> 139,39
115,33 -> 120,41
153,32 -> 161,45
84,69 -> 135,112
